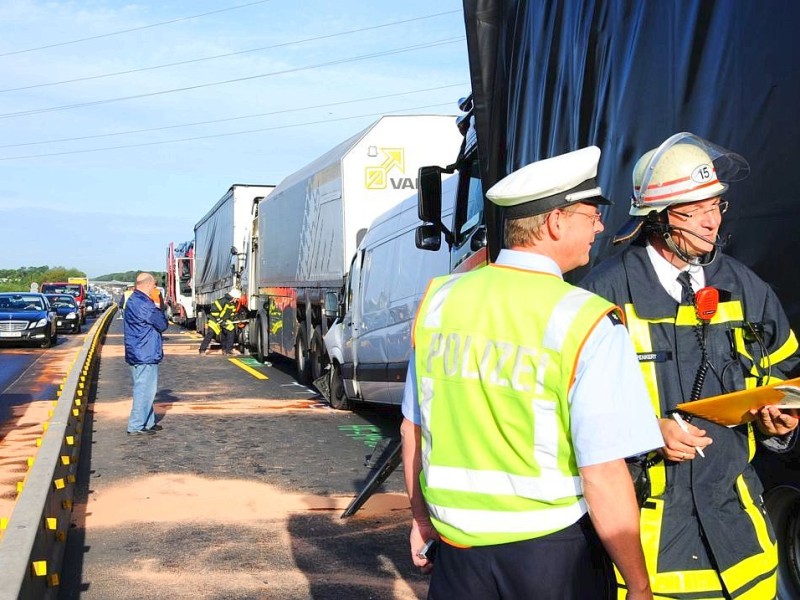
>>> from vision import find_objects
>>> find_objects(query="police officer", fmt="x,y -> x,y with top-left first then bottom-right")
199,288 -> 241,356
581,132 -> 800,599
401,147 -> 663,600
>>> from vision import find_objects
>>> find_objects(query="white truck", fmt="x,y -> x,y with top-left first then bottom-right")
165,240 -> 195,327
247,115 -> 462,383
193,184 -> 274,335
322,175 -> 456,409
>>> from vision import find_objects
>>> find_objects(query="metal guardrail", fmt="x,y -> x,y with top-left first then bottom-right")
0,306 -> 117,600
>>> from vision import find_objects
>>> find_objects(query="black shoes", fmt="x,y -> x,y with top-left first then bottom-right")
148,424 -> 163,431
127,428 -> 157,436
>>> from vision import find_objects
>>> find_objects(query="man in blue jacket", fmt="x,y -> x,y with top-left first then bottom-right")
124,272 -> 169,435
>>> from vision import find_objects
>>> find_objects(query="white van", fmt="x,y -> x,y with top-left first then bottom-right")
323,176 -> 457,410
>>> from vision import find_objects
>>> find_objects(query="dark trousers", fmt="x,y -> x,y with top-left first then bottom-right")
428,514 -> 614,600
199,327 -> 234,353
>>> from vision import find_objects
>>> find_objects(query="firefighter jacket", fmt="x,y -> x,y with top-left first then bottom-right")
207,296 -> 237,336
414,264 -> 619,547
581,242 -> 800,599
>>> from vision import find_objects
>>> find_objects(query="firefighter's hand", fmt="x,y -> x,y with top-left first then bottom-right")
410,516 -> 438,574
750,406 -> 799,436
656,418 -> 713,462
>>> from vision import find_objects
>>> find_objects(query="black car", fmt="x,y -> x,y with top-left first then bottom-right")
0,292 -> 58,348
45,293 -> 82,334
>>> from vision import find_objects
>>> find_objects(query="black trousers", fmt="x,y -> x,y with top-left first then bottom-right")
199,327 -> 234,353
428,514 -> 614,600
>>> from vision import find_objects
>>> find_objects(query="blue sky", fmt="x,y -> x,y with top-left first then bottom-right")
0,0 -> 469,277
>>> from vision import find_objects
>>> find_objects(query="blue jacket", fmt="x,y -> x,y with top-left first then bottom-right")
124,289 -> 168,365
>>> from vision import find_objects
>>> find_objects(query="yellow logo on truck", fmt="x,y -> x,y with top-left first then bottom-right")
365,148 -> 405,190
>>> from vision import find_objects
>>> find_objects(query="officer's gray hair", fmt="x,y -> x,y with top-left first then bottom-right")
504,212 -> 549,247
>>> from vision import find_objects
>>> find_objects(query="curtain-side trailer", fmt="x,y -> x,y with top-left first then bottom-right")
247,115 -> 462,384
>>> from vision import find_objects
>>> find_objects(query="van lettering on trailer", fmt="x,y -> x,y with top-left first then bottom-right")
390,177 -> 416,190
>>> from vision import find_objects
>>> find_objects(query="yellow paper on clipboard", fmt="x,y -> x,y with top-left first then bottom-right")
675,376 -> 800,427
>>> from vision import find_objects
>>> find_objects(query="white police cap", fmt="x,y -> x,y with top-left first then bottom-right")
486,146 -> 611,220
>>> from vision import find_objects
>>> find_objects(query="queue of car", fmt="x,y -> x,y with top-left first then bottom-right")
0,285 -> 113,349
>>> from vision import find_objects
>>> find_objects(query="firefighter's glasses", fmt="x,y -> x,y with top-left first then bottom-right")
668,200 -> 729,220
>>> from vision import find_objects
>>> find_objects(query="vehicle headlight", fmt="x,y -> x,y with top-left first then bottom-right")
67,312 -> 77,319
31,318 -> 47,328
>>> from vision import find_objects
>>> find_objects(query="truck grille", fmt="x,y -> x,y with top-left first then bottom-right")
0,321 -> 29,332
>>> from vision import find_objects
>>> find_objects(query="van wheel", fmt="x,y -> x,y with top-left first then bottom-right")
767,486 -> 800,599
295,329 -> 312,384
329,363 -> 353,411
309,326 -> 327,383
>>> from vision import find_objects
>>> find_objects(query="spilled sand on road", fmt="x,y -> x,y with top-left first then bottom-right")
81,473 -> 419,598
91,396 -> 330,420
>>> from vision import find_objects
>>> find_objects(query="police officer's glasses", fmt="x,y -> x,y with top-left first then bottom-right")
562,209 -> 602,225
668,200 -> 728,220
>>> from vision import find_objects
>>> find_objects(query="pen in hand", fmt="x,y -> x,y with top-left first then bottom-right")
671,412 -> 705,458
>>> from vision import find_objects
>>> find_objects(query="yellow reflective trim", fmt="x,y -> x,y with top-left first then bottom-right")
762,329 -> 799,368
747,422 -> 756,461
650,568 -> 723,594
639,498 -> 665,584
675,305 -> 698,326
648,460 -> 666,497
713,301 -> 744,324
732,573 -> 777,599
719,477 -> 778,594
624,304 -> 662,416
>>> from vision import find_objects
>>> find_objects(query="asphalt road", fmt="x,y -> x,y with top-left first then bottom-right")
58,317 -> 425,600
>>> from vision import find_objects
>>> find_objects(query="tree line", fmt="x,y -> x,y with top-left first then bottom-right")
0,267 -> 166,292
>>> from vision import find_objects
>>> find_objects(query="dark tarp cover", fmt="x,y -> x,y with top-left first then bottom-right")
463,0 -> 800,336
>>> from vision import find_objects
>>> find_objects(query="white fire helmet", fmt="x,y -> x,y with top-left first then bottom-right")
613,132 -> 750,246
629,132 -> 749,216
229,288 -> 242,299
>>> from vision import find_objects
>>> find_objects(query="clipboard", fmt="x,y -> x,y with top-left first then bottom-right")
675,376 -> 800,427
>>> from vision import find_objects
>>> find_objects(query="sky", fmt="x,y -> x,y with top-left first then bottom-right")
0,0 -> 470,277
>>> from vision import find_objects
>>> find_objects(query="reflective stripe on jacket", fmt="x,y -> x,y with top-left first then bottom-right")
414,264 -> 618,547
581,243 -> 800,599
209,297 -> 236,333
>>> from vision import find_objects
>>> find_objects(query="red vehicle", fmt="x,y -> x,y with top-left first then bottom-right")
40,282 -> 87,324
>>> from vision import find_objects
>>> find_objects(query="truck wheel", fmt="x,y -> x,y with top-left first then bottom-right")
254,320 -> 266,363
196,311 -> 206,335
295,329 -> 312,384
328,363 -> 353,411
768,486 -> 800,599
309,326 -> 327,382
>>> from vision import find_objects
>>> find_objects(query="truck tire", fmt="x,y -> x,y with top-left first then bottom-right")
295,329 -> 312,384
328,363 -> 354,411
768,486 -> 800,599
309,325 -> 327,383
254,321 -> 267,363
196,311 -> 206,335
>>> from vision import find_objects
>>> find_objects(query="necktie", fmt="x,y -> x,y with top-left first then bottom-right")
676,271 -> 695,305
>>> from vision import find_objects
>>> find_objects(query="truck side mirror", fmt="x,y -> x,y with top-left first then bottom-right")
323,291 -> 339,319
418,166 -> 443,224
416,224 -> 442,251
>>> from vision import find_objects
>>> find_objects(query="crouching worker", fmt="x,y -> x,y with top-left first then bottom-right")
199,288 -> 241,356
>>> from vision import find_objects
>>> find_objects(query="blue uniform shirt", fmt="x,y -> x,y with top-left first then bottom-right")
402,249 -> 663,467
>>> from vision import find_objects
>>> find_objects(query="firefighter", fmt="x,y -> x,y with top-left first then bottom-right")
402,147 -> 663,599
199,288 -> 241,356
581,132 -> 800,599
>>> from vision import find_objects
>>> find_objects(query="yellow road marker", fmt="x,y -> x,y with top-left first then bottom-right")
229,358 -> 269,380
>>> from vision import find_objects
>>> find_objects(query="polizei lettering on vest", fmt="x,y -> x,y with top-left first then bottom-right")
424,332 -> 548,393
